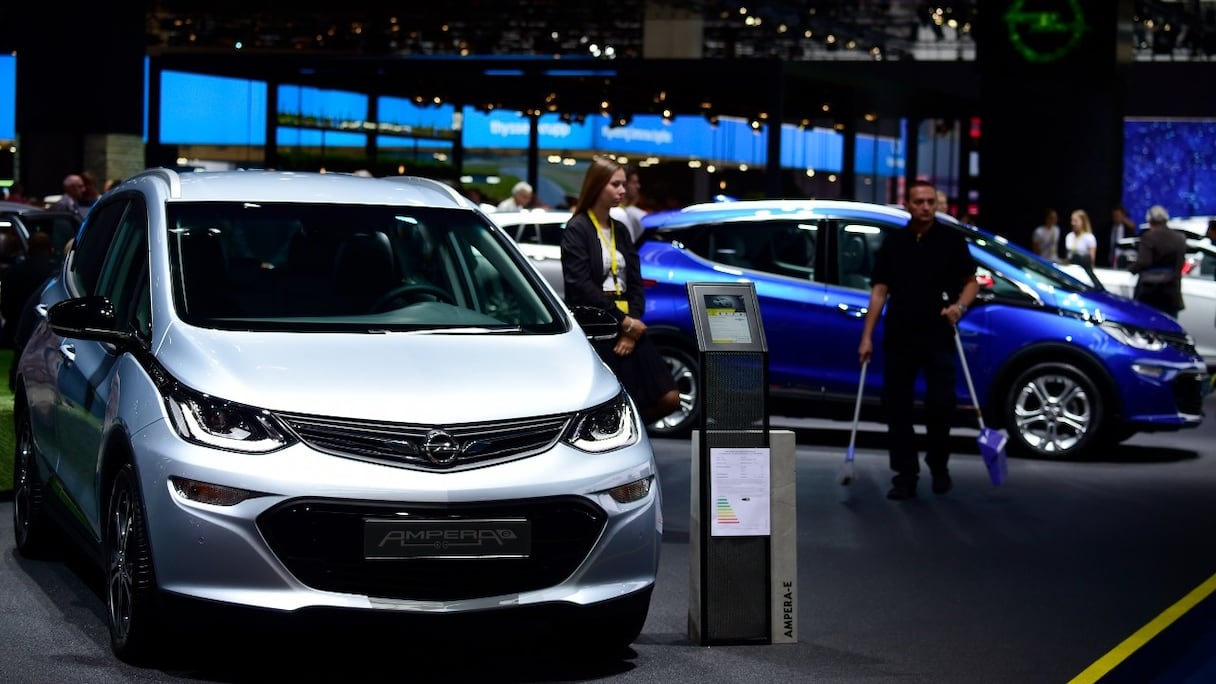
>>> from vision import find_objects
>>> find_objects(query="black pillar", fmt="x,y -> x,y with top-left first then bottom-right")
977,0 -> 1132,247
11,3 -> 144,197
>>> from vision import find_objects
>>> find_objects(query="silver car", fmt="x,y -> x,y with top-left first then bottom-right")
11,169 -> 660,663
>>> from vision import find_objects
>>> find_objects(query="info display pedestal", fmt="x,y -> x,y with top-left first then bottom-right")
683,283 -> 797,645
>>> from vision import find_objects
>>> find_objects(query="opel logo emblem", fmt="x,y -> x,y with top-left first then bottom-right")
422,429 -> 461,465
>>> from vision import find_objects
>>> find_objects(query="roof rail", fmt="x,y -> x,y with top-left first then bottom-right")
128,168 -> 183,199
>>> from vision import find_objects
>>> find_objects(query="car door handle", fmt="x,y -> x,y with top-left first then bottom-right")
59,343 -> 76,363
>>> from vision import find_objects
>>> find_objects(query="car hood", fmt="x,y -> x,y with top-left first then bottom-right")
1051,285 -> 1187,333
154,324 -> 620,424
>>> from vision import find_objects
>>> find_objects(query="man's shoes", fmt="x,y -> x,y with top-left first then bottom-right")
887,478 -> 918,501
931,471 -> 953,495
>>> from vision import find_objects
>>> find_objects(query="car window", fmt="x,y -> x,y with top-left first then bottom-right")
19,213 -> 80,264
67,198 -> 131,297
94,198 -> 150,342
0,222 -> 22,271
690,220 -> 818,279
537,222 -> 565,246
165,202 -> 562,333
835,222 -> 883,290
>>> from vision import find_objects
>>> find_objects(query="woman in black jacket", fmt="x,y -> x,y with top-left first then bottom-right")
560,156 -> 679,424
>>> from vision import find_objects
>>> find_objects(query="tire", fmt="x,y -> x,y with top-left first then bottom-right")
570,589 -> 653,656
12,405 -> 54,558
648,342 -> 699,437
106,463 -> 163,664
1000,361 -> 1106,460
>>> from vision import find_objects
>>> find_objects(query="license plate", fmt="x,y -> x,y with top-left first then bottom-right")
363,518 -> 531,559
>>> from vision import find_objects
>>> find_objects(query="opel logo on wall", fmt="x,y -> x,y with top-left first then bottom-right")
422,429 -> 462,465
1003,0 -> 1087,64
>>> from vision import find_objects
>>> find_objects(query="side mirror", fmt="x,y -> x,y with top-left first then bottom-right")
48,296 -> 133,346
570,305 -> 619,341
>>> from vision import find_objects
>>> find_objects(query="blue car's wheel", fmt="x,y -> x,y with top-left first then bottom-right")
649,342 -> 699,437
1002,361 -> 1105,460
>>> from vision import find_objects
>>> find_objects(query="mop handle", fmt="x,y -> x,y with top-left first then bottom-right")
953,327 -> 987,431
849,360 -> 868,450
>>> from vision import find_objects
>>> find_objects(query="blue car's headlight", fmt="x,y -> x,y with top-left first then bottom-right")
164,384 -> 296,453
1099,320 -> 1170,352
564,391 -> 640,453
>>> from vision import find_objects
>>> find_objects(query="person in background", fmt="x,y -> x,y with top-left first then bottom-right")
858,180 -> 979,501
610,165 -> 647,243
497,181 -> 542,211
1108,205 -> 1138,268
935,189 -> 953,218
1031,208 -> 1062,262
1130,205 -> 1187,318
1065,209 -> 1099,284
49,174 -> 91,219
1207,219 -> 1216,281
560,156 -> 679,425
3,182 -> 35,204
80,171 -> 102,207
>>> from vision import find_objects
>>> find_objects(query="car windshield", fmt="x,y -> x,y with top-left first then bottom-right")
166,202 -> 563,333
952,220 -> 1096,293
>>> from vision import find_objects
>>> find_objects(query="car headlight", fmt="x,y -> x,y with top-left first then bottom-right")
564,391 -> 639,453
164,383 -> 296,453
1099,320 -> 1169,352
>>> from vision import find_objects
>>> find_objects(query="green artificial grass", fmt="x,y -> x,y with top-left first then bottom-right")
0,349 -> 13,493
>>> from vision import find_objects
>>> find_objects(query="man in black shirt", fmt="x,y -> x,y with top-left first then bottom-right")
858,181 -> 979,501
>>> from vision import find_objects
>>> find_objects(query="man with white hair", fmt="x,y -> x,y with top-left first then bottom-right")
1129,205 -> 1187,317
497,181 -> 535,211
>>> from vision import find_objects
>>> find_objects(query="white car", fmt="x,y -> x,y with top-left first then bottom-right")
13,170 -> 660,664
488,209 -> 573,297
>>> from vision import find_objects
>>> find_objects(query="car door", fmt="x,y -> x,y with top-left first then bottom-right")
701,219 -> 829,397
53,195 -> 149,533
818,217 -> 893,400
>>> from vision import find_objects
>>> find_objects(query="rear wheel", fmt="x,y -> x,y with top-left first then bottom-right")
106,463 -> 164,664
12,405 -> 54,557
649,342 -> 699,437
1001,361 -> 1106,460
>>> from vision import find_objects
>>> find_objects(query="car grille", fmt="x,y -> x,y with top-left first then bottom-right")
257,497 -> 606,601
1172,370 -> 1208,415
276,412 -> 570,471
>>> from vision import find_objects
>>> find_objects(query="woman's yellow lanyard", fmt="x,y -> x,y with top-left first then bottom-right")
590,212 -> 629,313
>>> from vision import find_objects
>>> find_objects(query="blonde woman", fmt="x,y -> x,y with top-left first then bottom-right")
1066,209 -> 1102,289
1066,209 -> 1098,268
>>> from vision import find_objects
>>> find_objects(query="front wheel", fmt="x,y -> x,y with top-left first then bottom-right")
648,342 -> 699,437
1000,361 -> 1106,460
106,463 -> 164,664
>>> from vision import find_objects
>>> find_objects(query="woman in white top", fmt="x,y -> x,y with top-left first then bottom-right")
1066,209 -> 1098,268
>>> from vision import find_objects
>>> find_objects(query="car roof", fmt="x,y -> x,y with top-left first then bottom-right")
118,169 -> 477,209
0,200 -> 50,214
641,199 -> 911,230
488,209 -> 574,225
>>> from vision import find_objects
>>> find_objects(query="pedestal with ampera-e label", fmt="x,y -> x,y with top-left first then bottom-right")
685,282 -> 797,645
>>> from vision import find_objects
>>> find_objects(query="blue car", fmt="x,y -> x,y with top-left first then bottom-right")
638,199 -> 1209,460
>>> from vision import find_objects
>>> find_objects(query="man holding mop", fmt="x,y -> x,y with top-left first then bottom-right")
858,180 -> 979,501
